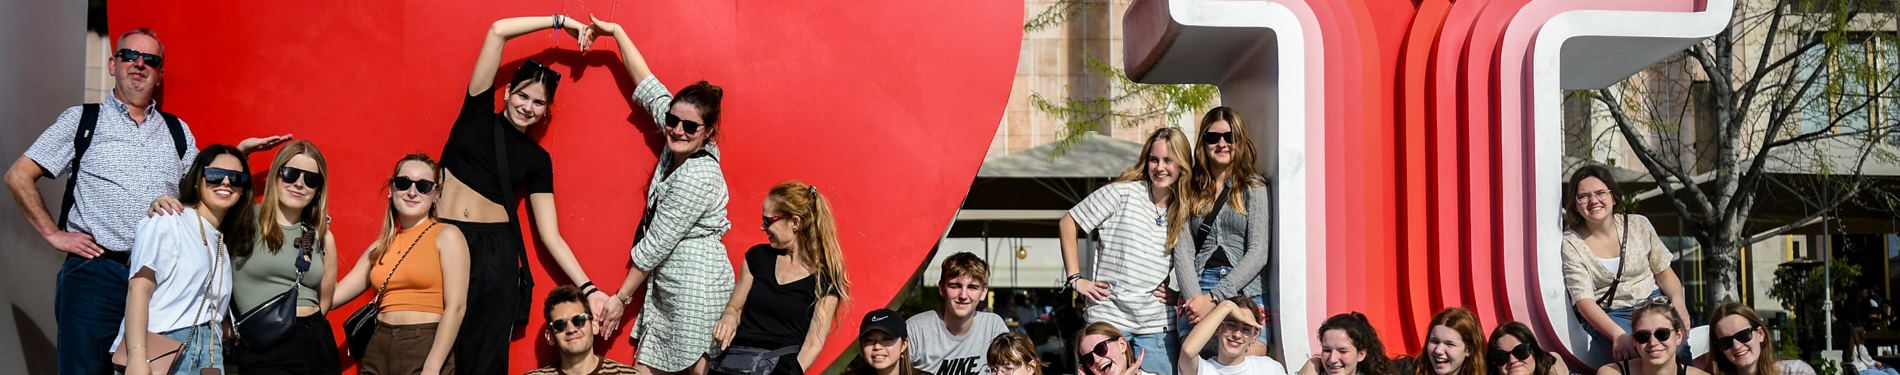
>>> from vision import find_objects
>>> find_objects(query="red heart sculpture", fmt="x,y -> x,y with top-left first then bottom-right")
113,1 -> 1022,372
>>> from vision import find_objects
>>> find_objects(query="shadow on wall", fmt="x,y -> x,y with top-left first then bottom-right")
10,305 -> 54,375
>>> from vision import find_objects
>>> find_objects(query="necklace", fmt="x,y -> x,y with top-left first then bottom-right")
1154,213 -> 1166,227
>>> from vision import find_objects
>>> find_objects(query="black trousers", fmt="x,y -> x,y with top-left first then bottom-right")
444,219 -> 526,375
228,313 -> 342,375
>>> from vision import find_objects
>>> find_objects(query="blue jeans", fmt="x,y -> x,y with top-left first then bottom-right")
1861,367 -> 1900,375
1177,266 -> 1273,343
117,323 -> 222,375
58,254 -> 129,375
1128,331 -> 1178,375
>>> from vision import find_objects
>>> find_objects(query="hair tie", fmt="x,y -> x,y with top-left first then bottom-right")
808,185 -> 818,196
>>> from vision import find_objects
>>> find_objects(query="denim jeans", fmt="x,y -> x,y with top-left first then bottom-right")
1128,331 -> 1178,375
58,254 -> 129,375
157,323 -> 222,375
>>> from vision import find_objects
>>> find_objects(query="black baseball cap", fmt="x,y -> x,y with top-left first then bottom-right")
859,308 -> 907,339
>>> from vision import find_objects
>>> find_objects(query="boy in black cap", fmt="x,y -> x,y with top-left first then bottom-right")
852,309 -> 930,375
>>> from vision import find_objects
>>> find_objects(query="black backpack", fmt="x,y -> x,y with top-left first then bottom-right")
57,103 -> 187,230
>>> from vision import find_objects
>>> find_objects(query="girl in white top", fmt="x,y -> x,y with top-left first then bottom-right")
118,144 -> 256,375
1059,127 -> 1194,375
1181,297 -> 1287,375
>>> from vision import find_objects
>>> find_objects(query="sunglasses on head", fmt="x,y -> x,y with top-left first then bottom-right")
548,314 -> 592,332
390,177 -> 437,194
1202,131 -> 1234,145
204,167 -> 250,187
1487,343 -> 1534,367
115,48 -> 163,69
664,112 -> 705,134
519,59 -> 562,82
1632,328 -> 1674,344
278,166 -> 324,190
1713,325 -> 1760,350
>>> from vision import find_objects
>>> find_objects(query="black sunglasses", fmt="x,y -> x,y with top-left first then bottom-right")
1487,343 -> 1534,367
390,177 -> 437,194
1632,328 -> 1674,344
548,314 -> 592,332
115,48 -> 164,69
1713,325 -> 1760,351
204,167 -> 249,187
664,112 -> 705,134
1080,338 -> 1119,375
1202,131 -> 1234,145
519,59 -> 562,82
278,166 -> 325,190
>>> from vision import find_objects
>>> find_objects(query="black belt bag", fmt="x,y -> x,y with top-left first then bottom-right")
712,345 -> 802,375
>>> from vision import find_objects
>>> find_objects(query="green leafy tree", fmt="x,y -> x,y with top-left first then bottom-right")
1024,0 -> 1220,156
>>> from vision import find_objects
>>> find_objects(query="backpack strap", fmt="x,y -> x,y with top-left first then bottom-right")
57,104 -> 102,231
160,111 -> 186,158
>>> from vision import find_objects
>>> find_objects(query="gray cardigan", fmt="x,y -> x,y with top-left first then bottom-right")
1172,178 -> 1275,300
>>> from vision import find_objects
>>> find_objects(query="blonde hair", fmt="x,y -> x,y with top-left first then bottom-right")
252,140 -> 329,257
766,181 -> 852,307
1114,127 -> 1194,249
1189,107 -> 1264,216
369,153 -> 440,262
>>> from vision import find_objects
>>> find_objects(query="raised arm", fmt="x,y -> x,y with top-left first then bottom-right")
590,16 -> 654,85
526,193 -> 625,337
713,258 -> 756,350
469,16 -> 591,96
424,226 -> 470,375
1180,300 -> 1246,375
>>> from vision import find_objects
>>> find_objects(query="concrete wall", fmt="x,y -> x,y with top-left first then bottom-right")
0,0 -> 88,374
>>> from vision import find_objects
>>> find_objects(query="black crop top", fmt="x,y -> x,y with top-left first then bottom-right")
439,87 -> 555,206
732,244 -> 839,349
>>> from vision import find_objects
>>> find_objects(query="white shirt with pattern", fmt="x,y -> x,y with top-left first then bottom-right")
23,94 -> 197,252
1069,181 -> 1174,335
625,74 -> 736,372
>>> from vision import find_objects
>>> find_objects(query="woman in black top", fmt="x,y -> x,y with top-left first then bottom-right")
711,181 -> 852,375
435,15 -> 623,375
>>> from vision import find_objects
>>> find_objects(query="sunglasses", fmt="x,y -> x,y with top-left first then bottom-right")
1713,325 -> 1760,351
1202,131 -> 1235,145
278,166 -> 325,190
203,167 -> 250,187
762,215 -> 787,230
390,177 -> 437,194
664,112 -> 705,134
1487,343 -> 1534,367
547,314 -> 592,332
520,59 -> 562,82
1080,338 -> 1120,375
115,48 -> 164,69
1632,328 -> 1675,344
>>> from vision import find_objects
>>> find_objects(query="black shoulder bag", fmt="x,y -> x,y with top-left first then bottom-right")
494,120 -> 534,326
234,225 -> 317,348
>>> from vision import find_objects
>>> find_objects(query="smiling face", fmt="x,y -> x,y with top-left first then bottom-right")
1573,176 -> 1615,224
859,331 -> 907,371
1425,325 -> 1470,375
542,301 -> 596,356
1713,315 -> 1760,368
1319,329 -> 1367,375
200,154 -> 246,214
939,275 -> 987,320
762,198 -> 800,250
1146,141 -> 1181,190
1216,318 -> 1261,360
109,33 -> 163,107
503,82 -> 551,128
1492,335 -> 1533,375
389,160 -> 437,222
276,154 -> 320,213
666,102 -> 712,156
1203,120 -> 1236,168
1632,312 -> 1680,366
1076,334 -> 1128,375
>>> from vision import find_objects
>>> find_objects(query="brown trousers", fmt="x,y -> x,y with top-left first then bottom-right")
358,321 -> 455,375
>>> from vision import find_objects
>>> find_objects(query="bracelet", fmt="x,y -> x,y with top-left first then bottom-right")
1064,273 -> 1083,288
553,14 -> 564,30
616,294 -> 633,305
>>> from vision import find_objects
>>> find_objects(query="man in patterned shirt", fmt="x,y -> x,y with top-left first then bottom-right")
526,285 -> 637,375
4,28 -> 286,375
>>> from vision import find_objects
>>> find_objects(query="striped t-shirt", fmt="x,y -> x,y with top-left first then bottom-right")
1069,181 -> 1174,335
